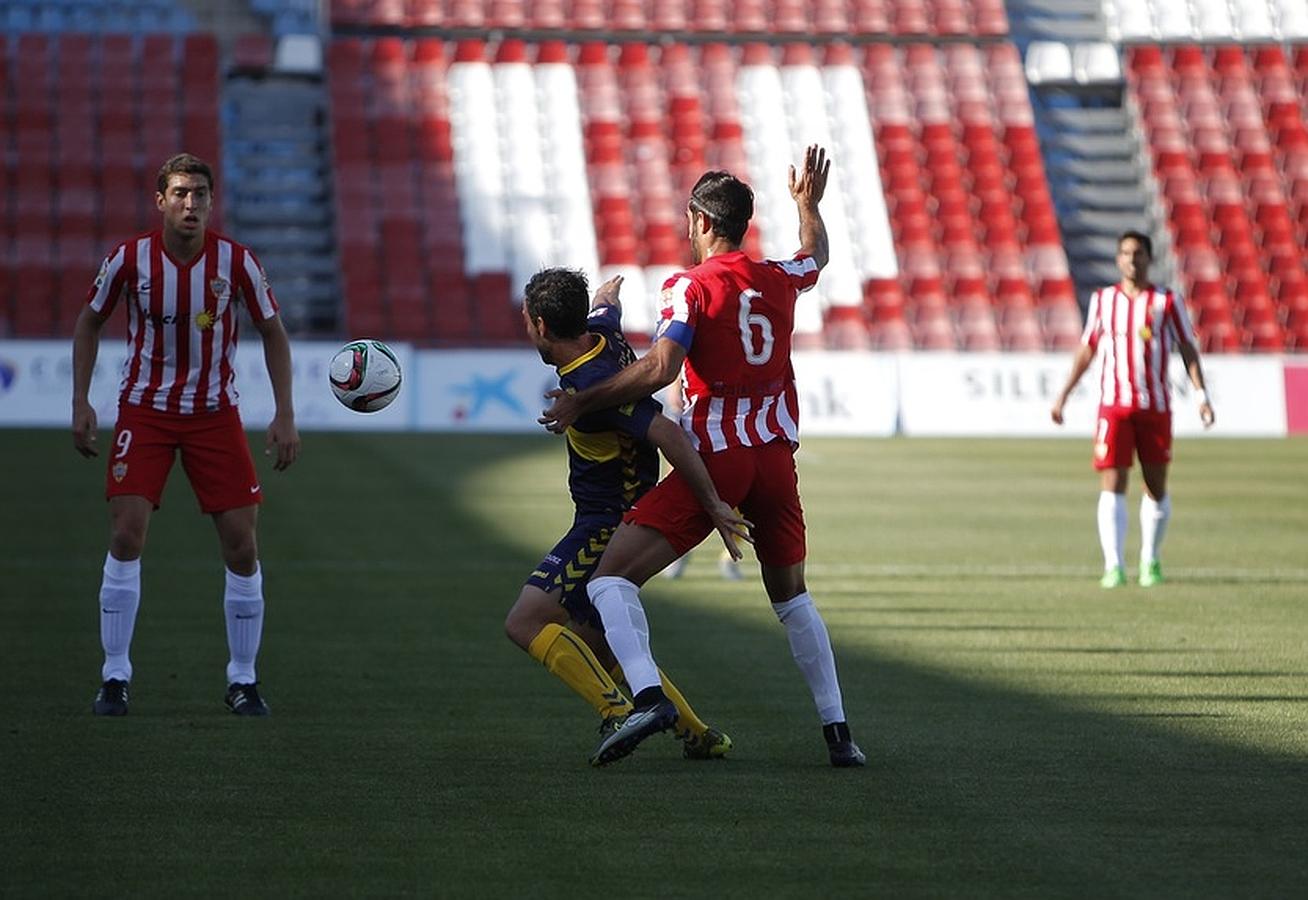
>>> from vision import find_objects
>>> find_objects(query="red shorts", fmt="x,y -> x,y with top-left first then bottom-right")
624,441 -> 806,567
1093,405 -> 1172,470
106,403 -> 262,513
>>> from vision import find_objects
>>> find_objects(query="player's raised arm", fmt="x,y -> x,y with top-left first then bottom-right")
789,144 -> 831,270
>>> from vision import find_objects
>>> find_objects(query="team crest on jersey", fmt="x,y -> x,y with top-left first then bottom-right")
210,276 -> 231,302
112,461 -> 128,483
195,310 -> 215,330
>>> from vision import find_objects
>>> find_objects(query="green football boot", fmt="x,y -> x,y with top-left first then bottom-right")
1139,560 -> 1164,587
1100,566 -> 1127,589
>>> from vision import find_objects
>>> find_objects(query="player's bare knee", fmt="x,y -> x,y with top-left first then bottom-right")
506,589 -> 559,650
220,538 -> 258,574
108,531 -> 145,560
504,607 -> 534,650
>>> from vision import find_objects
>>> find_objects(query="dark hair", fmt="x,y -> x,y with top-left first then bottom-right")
523,268 -> 590,339
156,153 -> 215,194
689,170 -> 753,245
1117,229 -> 1153,259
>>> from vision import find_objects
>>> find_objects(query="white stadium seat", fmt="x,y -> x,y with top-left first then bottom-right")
1073,42 -> 1122,84
1233,0 -> 1276,39
1024,41 -> 1074,85
1151,0 -> 1195,40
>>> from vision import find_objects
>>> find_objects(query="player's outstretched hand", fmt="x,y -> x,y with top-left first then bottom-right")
592,274 -> 624,310
708,501 -> 753,561
539,388 -> 580,434
266,412 -> 300,471
788,144 -> 831,208
72,400 -> 98,458
1050,400 -> 1066,426
1199,400 -> 1215,429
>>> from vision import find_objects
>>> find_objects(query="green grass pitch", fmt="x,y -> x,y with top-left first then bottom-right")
6,430 -> 1307,897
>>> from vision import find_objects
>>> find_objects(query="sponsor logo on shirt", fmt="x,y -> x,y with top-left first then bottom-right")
195,310 -> 215,330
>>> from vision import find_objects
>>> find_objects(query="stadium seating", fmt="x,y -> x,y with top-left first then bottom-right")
865,42 -> 1079,350
329,0 -> 1010,36
5,0 -> 1302,355
0,0 -> 196,34
1,32 -> 221,338
1128,44 -> 1308,350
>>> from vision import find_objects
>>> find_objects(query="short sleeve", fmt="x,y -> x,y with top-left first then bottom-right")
236,246 -> 279,321
1081,289 -> 1104,348
765,252 -> 821,294
587,303 -> 622,336
1164,290 -> 1198,348
653,273 -> 700,350
86,243 -> 129,315
588,395 -> 663,441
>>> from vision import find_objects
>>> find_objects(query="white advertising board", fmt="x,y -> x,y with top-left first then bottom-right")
897,353 -> 1286,437
0,340 -> 1290,437
409,349 -> 900,436
412,350 -> 559,432
792,351 -> 899,436
0,339 -> 415,430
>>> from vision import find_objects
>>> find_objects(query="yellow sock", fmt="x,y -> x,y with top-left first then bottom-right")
609,662 -> 708,739
529,623 -> 631,719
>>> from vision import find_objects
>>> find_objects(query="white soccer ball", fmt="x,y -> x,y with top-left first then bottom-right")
329,339 -> 402,413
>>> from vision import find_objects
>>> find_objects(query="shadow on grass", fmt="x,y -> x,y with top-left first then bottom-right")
7,432 -> 1305,898
649,592 -> 1308,897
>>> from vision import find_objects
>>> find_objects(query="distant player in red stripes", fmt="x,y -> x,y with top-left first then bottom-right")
540,145 -> 866,768
1051,230 -> 1215,588
71,153 -> 300,716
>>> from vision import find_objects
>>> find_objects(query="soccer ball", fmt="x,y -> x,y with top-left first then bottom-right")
329,339 -> 402,412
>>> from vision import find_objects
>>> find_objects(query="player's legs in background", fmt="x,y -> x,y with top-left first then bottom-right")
213,504 -> 269,713
94,496 -> 153,714
1097,467 -> 1130,588
505,585 -> 633,722
1139,463 -> 1171,586
761,562 -> 865,767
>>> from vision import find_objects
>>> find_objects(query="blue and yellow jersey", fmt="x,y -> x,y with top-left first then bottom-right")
557,304 -> 662,516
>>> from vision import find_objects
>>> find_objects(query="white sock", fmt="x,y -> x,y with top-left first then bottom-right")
587,576 -> 661,697
100,553 -> 141,682
773,592 -> 846,725
1097,491 -> 1127,571
224,565 -> 264,685
1140,493 -> 1171,565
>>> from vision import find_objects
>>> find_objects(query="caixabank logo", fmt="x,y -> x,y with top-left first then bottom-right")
0,358 -> 16,394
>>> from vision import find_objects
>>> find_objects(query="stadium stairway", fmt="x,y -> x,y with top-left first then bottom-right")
224,44 -> 341,334
1023,40 -> 1177,306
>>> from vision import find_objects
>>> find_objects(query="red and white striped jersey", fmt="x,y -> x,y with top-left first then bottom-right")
1081,283 -> 1198,413
87,230 -> 279,414
656,250 -> 820,452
